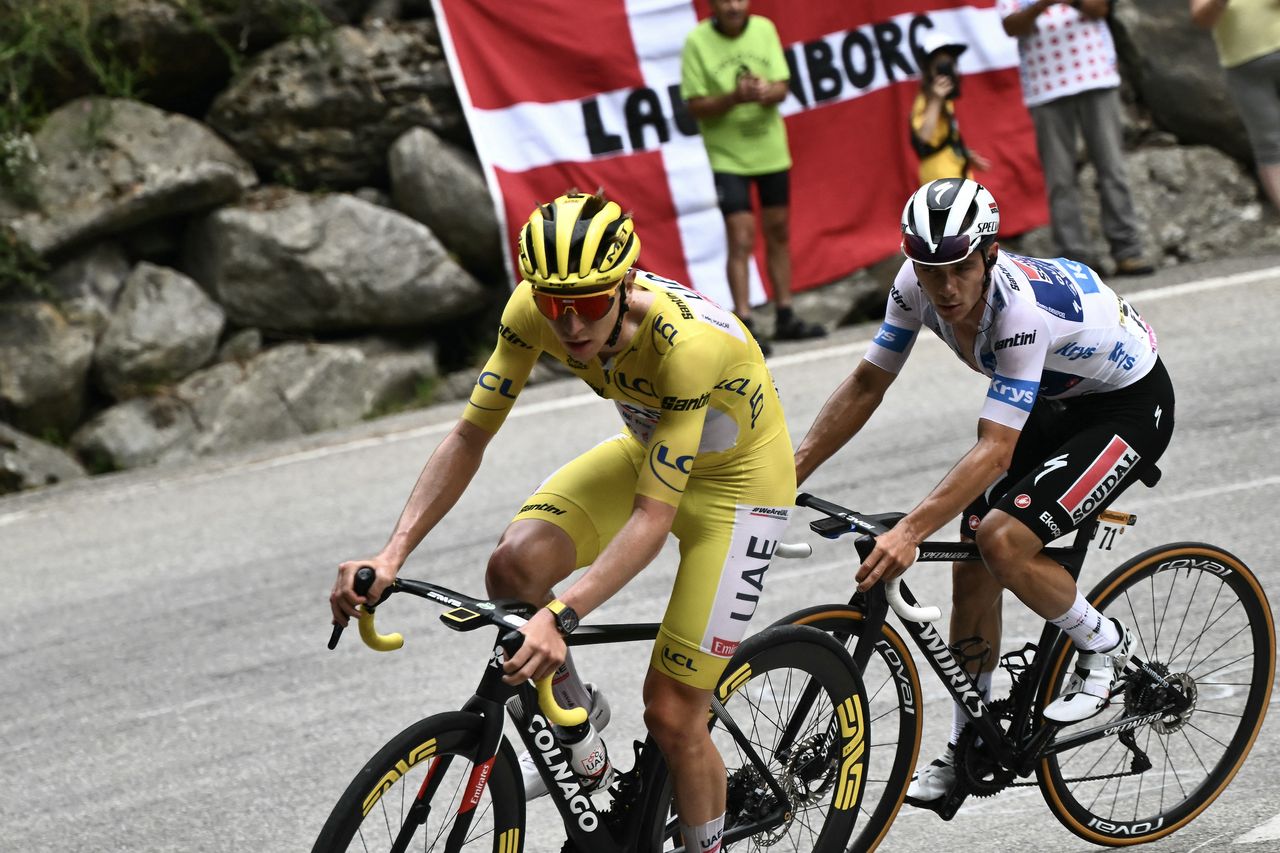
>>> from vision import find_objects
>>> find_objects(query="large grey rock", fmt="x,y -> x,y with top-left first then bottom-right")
389,127 -> 502,279
182,189 -> 486,332
1012,145 -> 1280,271
70,395 -> 199,471
0,423 -> 86,495
94,262 -> 226,400
207,21 -> 463,189
1113,0 -> 1251,161
70,340 -> 437,470
1,98 -> 257,256
43,242 -> 131,338
0,301 -> 94,436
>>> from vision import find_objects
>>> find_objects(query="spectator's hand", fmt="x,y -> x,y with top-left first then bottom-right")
735,73 -> 762,103
929,75 -> 955,102
971,150 -> 994,171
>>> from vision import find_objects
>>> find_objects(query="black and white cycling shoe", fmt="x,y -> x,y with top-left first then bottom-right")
1044,618 -> 1133,724
903,743 -> 956,806
519,682 -> 612,799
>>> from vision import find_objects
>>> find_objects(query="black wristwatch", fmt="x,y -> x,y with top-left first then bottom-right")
545,599 -> 580,636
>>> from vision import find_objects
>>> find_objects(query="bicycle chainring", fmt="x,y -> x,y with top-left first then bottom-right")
954,699 -> 1017,798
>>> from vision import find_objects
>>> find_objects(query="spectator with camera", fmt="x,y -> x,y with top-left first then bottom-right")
911,32 -> 993,183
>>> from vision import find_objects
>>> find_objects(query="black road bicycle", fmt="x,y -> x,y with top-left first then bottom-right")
312,562 -> 872,852
777,480 -> 1275,851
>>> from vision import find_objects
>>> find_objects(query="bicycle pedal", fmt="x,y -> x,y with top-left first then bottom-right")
902,788 -> 965,821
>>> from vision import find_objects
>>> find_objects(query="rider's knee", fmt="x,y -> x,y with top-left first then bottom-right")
974,516 -> 1036,583
486,534 -> 563,599
643,685 -> 704,754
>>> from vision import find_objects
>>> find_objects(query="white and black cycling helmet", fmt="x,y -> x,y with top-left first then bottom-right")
900,178 -> 1000,266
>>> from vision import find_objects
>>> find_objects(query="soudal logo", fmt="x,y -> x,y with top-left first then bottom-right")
661,392 -> 710,411
521,501 -> 567,516
994,330 -> 1036,350
987,375 -> 1037,410
1058,437 -> 1141,523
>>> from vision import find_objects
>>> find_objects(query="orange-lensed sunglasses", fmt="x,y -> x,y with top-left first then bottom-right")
533,287 -> 618,322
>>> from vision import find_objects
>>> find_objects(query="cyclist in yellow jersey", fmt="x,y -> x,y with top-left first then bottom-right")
330,190 -> 795,851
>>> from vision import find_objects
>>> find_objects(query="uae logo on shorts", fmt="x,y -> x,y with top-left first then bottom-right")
1057,436 -> 1141,523
1014,494 -> 1032,509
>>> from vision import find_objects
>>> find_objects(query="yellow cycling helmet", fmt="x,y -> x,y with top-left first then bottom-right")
518,190 -> 641,294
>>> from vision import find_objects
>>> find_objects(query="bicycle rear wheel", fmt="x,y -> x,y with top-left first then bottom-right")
637,624 -> 870,853
1038,543 -> 1275,845
312,711 -> 525,853
775,604 -> 923,853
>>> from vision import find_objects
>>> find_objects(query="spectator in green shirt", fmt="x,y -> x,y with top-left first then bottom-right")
681,0 -> 825,351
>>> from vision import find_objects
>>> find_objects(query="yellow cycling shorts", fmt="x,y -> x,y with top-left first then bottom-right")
511,433 -> 795,690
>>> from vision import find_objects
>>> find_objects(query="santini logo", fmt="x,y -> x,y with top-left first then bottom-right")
994,330 -> 1035,350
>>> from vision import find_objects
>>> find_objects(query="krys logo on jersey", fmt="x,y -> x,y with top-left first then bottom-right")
987,375 -> 1038,412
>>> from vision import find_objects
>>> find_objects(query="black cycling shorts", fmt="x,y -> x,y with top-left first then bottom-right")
960,358 -> 1175,545
714,170 -> 789,215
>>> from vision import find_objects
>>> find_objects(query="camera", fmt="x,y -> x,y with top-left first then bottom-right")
933,60 -> 960,99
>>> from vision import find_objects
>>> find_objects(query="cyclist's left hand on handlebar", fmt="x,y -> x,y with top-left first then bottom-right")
856,525 -> 919,592
502,609 -> 566,685
330,558 -> 398,627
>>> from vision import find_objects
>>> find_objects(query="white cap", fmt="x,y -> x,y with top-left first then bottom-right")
920,30 -> 968,61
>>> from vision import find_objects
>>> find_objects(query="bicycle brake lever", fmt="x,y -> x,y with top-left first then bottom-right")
327,566 -> 380,650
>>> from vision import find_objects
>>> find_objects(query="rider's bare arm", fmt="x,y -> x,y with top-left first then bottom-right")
331,419 -> 495,625
795,359 -> 896,485
856,418 -> 1020,589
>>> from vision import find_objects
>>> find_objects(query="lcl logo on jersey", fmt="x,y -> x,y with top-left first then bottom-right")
649,442 -> 693,491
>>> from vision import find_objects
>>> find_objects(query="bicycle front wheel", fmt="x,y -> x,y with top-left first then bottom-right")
638,624 -> 871,853
776,604 -> 923,853
1038,543 -> 1275,845
312,711 -> 525,853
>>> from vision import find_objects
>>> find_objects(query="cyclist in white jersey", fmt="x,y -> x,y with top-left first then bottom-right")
793,178 -> 1175,808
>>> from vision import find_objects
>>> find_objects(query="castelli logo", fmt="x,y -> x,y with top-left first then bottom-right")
967,514 -> 981,531
1014,494 -> 1032,509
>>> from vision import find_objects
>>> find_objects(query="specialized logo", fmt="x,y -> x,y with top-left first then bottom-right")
1057,436 -> 1141,523
1034,453 -> 1070,485
649,442 -> 694,491
1014,494 -> 1032,509
994,330 -> 1036,351
987,375 -> 1038,411
873,321 -> 915,353
1154,405 -> 1162,428
362,739 -> 438,815
521,501 -> 567,516
660,392 -> 710,411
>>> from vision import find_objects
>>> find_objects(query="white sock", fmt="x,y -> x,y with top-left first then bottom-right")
950,670 -> 994,746
1050,591 -> 1120,652
680,813 -> 724,853
550,648 -> 593,712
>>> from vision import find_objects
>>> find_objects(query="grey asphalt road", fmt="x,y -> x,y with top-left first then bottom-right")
3,255 -> 1279,852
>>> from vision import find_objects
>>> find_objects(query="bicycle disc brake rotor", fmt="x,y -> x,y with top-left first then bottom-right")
1126,662 -> 1198,735
782,732 -> 838,806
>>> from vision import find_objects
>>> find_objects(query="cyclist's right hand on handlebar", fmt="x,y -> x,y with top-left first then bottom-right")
330,558 -> 398,627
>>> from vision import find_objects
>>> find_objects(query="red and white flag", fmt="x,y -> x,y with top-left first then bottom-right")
433,0 -> 1047,306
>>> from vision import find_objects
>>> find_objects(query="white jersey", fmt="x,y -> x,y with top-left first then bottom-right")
866,251 -> 1159,430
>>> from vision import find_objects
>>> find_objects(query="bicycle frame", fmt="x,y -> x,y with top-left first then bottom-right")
340,574 -> 797,852
796,493 -> 1193,793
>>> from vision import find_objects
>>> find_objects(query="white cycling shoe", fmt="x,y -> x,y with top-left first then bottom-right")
520,682 -> 612,800
904,743 -> 956,806
1044,618 -> 1133,724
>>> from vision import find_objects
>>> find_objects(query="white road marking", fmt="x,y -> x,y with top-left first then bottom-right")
1235,811 -> 1280,844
